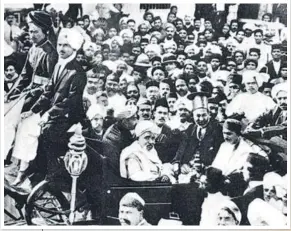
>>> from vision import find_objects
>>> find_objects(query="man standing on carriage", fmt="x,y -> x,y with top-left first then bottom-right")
6,10 -> 58,186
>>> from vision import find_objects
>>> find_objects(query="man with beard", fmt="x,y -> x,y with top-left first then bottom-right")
168,100 -> 193,131
226,70 -> 276,123
175,77 -> 190,101
145,81 -> 160,108
184,15 -> 194,35
196,59 -> 212,83
137,99 -> 152,121
248,82 -> 287,140
229,20 -> 239,38
126,83 -> 140,102
167,92 -> 178,119
164,23 -> 176,43
118,193 -> 151,226
4,60 -> 20,94
83,74 -> 100,105
173,88 -> 224,182
106,73 -> 127,111
153,98 -> 184,164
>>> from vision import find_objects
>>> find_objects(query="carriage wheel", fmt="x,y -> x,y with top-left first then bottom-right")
25,180 -> 70,225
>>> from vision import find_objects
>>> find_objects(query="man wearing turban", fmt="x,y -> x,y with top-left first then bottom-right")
20,28 -> 86,178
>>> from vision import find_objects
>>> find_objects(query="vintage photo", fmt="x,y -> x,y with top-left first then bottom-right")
3,2 -> 288,227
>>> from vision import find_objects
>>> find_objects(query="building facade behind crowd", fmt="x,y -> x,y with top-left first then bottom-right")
4,3 -> 288,226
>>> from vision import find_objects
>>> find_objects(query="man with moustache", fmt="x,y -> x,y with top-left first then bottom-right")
137,99 -> 152,121
15,28 -> 86,182
83,73 -> 101,105
153,98 -> 184,164
126,83 -> 140,102
247,82 -> 287,140
145,81 -> 160,108
159,79 -> 172,99
118,193 -> 151,226
168,100 -> 193,131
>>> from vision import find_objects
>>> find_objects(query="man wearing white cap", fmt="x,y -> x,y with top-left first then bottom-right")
217,200 -> 242,226
248,82 -> 287,140
19,27 -> 86,178
226,70 -> 276,123
118,192 -> 151,226
120,120 -> 175,183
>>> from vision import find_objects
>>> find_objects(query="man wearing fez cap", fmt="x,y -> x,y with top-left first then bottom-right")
152,98 -> 184,164
212,119 -> 268,176
7,10 -> 58,110
226,73 -> 243,102
146,80 -> 160,106
259,82 -> 274,98
265,43 -> 284,80
15,28 -> 87,180
172,85 -> 224,183
226,70 -> 276,123
118,192 -> 151,226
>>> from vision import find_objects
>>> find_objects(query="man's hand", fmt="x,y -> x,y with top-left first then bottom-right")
173,163 -> 180,175
181,164 -> 192,174
39,112 -> 49,126
21,111 -> 33,120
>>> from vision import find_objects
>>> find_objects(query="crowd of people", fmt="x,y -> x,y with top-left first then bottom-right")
4,3 -> 288,226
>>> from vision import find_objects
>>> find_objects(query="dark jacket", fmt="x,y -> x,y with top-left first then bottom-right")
10,39 -> 58,112
173,120 -> 224,167
31,58 -> 86,125
263,60 -> 284,80
155,125 -> 185,163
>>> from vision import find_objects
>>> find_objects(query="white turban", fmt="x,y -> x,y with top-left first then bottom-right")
163,41 -> 177,50
83,41 -> 98,53
119,28 -> 134,39
135,120 -> 159,137
218,200 -> 242,225
86,104 -> 106,120
175,99 -> 193,112
144,44 -> 162,56
4,40 -> 14,57
114,105 -> 137,120
58,28 -> 84,51
120,192 -> 145,207
271,82 -> 287,99
111,36 -> 124,47
242,70 -> 264,88
263,172 -> 282,189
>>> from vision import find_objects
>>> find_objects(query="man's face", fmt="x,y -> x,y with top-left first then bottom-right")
272,48 -> 281,60
230,22 -> 238,32
193,108 -> 210,127
133,35 -> 141,44
223,127 -> 239,144
177,55 -> 186,67
226,43 -> 236,53
132,47 -> 142,56
228,83 -> 240,98
138,104 -> 152,121
249,52 -> 259,60
29,23 -> 46,44
57,37 -> 74,59
139,24 -> 148,33
84,18 -> 90,28
204,30 -> 213,41
159,82 -> 170,98
122,33 -> 132,44
177,105 -> 190,121
152,61 -> 162,68
154,106 -> 169,126
217,209 -> 237,226
263,185 -> 276,202
184,65 -> 194,75
176,21 -> 184,30
124,114 -> 138,130
164,46 -> 176,54
227,61 -> 236,72
91,115 -> 104,133
5,65 -> 17,79
194,20 -> 201,29
178,30 -> 187,40
281,67 -> 287,78
210,58 -> 220,70
245,79 -> 258,94
85,46 -> 96,59
153,70 -> 165,82
184,16 -> 191,25
116,64 -> 127,75
167,14 -> 176,23
77,20 -> 84,29
234,52 -> 244,64
108,52 -> 119,61
254,32 -> 263,44
167,97 -> 177,113
204,20 -> 212,29
246,61 -> 257,70
119,205 -> 143,226
154,19 -> 162,29
119,80 -> 127,93
175,79 -> 188,97
166,27 -> 175,39
132,71 -> 142,83
121,53 -> 130,64
146,86 -> 159,103
108,28 -> 117,38
164,62 -> 177,72
6,15 -> 15,25
186,35 -> 195,45
97,96 -> 109,107
263,15 -> 271,22
127,85 -> 139,100
236,31 -> 245,42
208,103 -> 219,119
128,22 -> 136,31
138,131 -> 157,151
76,54 -> 85,63
188,79 -> 198,92
276,91 -> 287,110
86,77 -> 99,94
106,79 -> 119,94
197,61 -> 208,75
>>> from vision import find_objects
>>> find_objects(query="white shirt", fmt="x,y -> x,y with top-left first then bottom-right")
273,60 -> 281,74
226,92 -> 276,122
55,52 -> 76,80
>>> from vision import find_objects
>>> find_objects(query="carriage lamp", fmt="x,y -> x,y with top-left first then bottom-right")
64,123 -> 88,225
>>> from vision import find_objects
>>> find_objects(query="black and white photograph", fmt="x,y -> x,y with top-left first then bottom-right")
2,2 -> 289,227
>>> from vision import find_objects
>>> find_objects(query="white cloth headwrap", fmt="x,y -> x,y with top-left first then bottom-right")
58,28 -> 84,51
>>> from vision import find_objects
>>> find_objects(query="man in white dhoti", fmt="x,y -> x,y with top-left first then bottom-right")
226,70 -> 276,123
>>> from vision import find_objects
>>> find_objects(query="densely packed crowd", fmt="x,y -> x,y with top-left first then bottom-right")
4,3 -> 288,226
